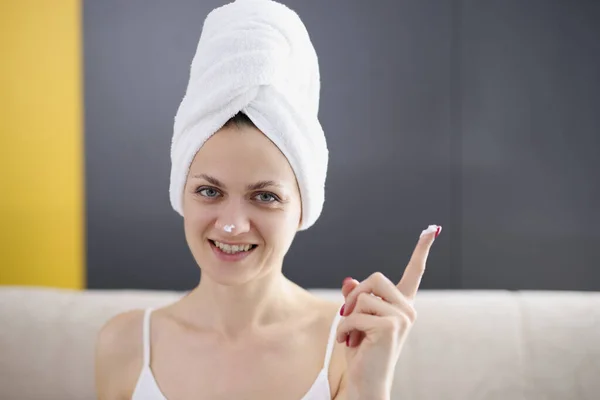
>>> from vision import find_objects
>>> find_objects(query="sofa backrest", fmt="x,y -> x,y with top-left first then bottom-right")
0,286 -> 599,400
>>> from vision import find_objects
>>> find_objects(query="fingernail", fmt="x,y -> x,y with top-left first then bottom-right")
435,226 -> 442,238
340,304 -> 345,316
420,225 -> 439,238
343,277 -> 353,285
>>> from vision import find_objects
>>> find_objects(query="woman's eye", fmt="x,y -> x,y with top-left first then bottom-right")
197,187 -> 220,198
255,192 -> 278,203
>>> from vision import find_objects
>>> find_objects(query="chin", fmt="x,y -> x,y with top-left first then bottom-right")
196,242 -> 285,285
194,242 -> 258,284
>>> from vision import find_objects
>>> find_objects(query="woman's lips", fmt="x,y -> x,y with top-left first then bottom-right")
208,239 -> 257,262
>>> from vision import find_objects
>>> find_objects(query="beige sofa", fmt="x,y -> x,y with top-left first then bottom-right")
0,286 -> 599,400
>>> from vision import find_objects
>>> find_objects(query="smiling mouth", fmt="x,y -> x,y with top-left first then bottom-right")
209,239 -> 258,255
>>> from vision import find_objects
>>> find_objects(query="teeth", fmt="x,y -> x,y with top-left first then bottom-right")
213,241 -> 253,254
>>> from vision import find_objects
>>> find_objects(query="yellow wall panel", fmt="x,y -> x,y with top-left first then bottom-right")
0,0 -> 84,289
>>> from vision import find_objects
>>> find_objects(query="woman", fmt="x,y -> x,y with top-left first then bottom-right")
95,1 -> 441,399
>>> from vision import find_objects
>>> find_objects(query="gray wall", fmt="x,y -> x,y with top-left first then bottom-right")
84,0 -> 600,291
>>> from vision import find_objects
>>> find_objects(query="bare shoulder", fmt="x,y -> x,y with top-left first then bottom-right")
95,309 -> 146,400
303,289 -> 343,313
316,295 -> 346,373
303,292 -> 347,397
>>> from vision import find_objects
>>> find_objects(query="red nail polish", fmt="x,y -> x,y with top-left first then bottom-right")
340,304 -> 345,316
346,335 -> 350,347
435,226 -> 442,238
343,277 -> 353,285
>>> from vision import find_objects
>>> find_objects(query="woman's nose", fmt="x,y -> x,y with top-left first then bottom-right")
215,200 -> 250,235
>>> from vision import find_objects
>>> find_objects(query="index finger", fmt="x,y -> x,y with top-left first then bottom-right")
397,225 -> 441,300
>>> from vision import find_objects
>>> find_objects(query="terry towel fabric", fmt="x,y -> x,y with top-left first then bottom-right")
169,0 -> 329,230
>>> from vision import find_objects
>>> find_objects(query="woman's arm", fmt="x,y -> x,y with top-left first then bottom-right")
333,362 -> 389,400
334,380 -> 389,400
333,379 -> 347,400
332,364 -> 348,400
95,310 -> 143,400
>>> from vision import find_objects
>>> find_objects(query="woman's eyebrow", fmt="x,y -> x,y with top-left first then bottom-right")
246,180 -> 284,191
191,174 -> 284,191
191,173 -> 225,187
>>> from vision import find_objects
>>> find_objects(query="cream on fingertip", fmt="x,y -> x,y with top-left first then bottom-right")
420,224 -> 442,238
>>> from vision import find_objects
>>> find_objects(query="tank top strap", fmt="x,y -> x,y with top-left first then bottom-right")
322,306 -> 343,371
141,307 -> 154,367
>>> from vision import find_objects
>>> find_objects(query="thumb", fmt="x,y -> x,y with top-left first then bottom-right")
342,277 -> 359,298
341,277 -> 362,347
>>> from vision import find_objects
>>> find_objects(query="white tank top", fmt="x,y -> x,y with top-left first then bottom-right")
131,307 -> 343,400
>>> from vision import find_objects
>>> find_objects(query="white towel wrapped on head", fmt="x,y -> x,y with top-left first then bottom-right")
169,0 -> 328,231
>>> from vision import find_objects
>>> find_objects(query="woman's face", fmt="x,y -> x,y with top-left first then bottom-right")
182,123 -> 302,285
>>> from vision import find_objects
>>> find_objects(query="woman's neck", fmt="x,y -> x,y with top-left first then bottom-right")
179,272 -> 305,338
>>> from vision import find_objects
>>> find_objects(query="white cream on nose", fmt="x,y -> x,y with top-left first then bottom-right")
223,224 -> 235,233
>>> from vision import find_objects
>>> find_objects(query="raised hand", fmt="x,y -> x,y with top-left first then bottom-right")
336,225 -> 442,400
